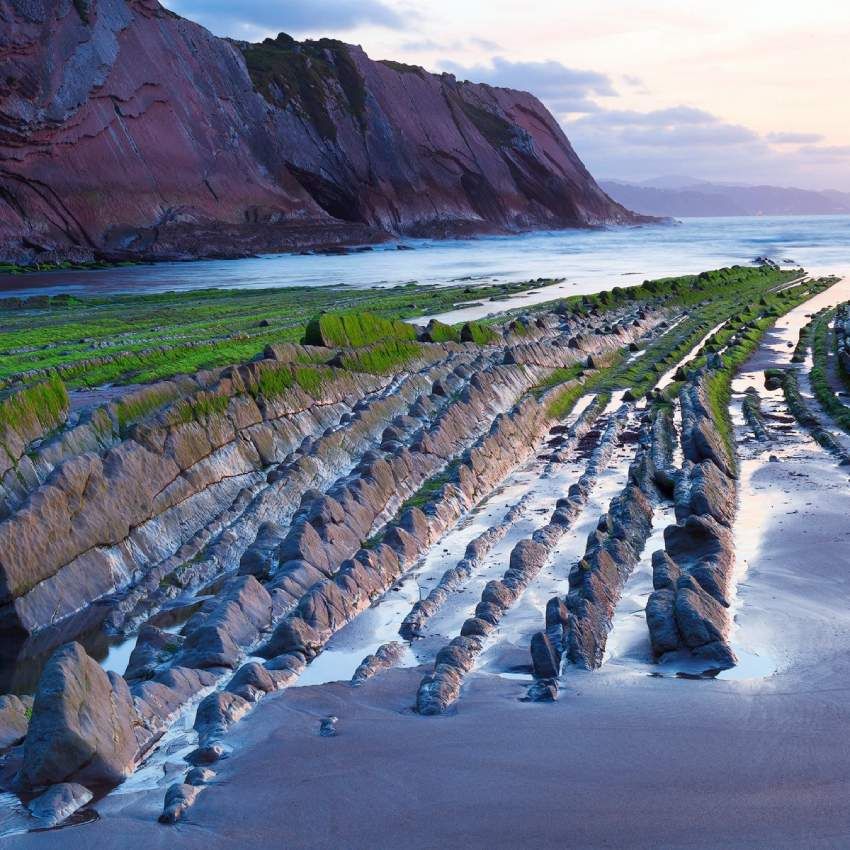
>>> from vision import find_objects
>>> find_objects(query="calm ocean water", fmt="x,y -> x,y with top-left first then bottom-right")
2,215 -> 848,301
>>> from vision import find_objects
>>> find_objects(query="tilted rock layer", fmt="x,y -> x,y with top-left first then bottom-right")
0,0 -> 643,265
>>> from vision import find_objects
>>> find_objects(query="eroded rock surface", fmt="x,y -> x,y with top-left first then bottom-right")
0,1 -> 642,267
20,642 -> 139,788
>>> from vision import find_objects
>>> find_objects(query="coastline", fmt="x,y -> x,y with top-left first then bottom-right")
2,215 -> 848,303
6,272 -> 850,849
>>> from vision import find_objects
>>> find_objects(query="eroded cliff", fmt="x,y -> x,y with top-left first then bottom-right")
0,0 -> 642,265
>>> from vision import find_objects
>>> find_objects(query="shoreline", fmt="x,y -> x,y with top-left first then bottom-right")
5,268 -> 850,848
3,214 -> 847,302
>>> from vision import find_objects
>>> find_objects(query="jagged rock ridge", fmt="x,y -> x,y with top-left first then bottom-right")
0,0 -> 644,265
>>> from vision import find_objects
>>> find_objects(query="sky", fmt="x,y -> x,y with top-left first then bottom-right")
163,0 -> 850,191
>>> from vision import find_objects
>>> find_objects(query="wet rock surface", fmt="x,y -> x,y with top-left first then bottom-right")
159,783 -> 200,825
351,643 -> 406,685
20,643 -> 139,788
546,407 -> 664,671
26,782 -> 93,827
0,301 -> 671,820
417,405 -> 628,713
646,369 -> 738,666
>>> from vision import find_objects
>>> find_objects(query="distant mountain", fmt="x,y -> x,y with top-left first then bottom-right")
636,175 -> 713,190
600,179 -> 850,218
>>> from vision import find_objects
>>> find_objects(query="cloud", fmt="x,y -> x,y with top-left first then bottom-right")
621,74 -> 649,94
439,56 -> 616,113
794,144 -> 850,161
766,131 -> 825,145
566,105 -> 850,189
163,0 -> 408,39
400,38 -> 447,52
400,36 -> 503,54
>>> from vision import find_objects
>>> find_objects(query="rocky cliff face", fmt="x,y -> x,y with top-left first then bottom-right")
0,0 -> 642,265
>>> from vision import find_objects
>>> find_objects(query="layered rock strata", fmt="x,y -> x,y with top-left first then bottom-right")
416,406 -> 626,715
645,371 -> 739,666
6,303 -> 668,811
399,496 -> 532,641
0,0 -> 642,266
557,406 -> 668,670
0,360 -> 389,639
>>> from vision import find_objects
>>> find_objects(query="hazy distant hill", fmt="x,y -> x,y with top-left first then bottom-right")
600,178 -> 850,217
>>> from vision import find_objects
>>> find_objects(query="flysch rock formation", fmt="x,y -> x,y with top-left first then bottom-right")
557,406 -> 669,671
0,0 -> 647,266
0,301 -> 672,824
645,366 -> 739,667
416,402 -> 628,715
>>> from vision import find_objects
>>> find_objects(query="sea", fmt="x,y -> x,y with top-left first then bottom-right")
2,215 -> 849,312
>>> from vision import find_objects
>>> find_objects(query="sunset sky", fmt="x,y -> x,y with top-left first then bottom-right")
164,0 -> 850,191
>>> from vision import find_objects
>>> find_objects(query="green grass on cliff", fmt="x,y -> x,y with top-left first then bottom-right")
241,35 -> 368,139
422,320 -> 460,343
0,267 -> 815,415
114,385 -> 183,434
807,308 -> 850,435
460,321 -> 499,345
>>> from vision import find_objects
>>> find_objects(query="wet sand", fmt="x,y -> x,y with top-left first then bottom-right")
10,276 -> 850,849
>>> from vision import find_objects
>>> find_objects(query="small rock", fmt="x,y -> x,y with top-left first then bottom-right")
319,716 -> 338,737
530,631 -> 561,679
159,783 -> 200,824
523,679 -> 559,702
186,743 -> 228,765
185,766 -> 216,786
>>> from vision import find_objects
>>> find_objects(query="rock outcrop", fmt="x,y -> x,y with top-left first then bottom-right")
6,300 -> 667,809
417,405 -> 627,714
20,642 -> 139,788
645,370 -> 738,667
0,0 -> 643,266
556,407 -> 667,670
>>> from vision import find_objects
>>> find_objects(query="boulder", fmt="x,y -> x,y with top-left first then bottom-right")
125,624 -> 184,681
664,514 -> 734,604
481,580 -> 515,611
226,661 -> 276,698
351,642 -> 405,685
689,461 -> 736,527
645,589 -> 680,656
524,679 -> 559,702
260,618 -> 323,660
185,766 -> 216,786
417,665 -> 463,716
186,743 -> 228,766
651,550 -> 681,590
530,631 -> 561,679
673,579 -> 730,650
237,521 -> 285,578
194,692 -> 251,747
27,782 -> 93,826
460,616 -> 494,638
21,643 -> 139,788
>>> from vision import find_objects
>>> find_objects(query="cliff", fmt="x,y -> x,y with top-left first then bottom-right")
0,0 -> 643,266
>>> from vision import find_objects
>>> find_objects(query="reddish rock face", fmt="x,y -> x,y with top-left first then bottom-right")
0,0 -> 645,265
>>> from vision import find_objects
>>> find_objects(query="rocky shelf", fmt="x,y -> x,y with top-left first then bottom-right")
0,264 -> 837,832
